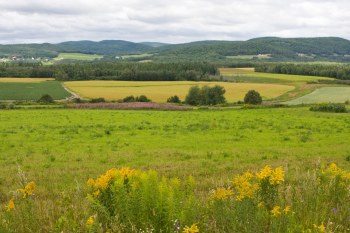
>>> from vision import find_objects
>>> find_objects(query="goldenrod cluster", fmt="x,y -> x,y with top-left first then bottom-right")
324,163 -> 350,181
183,224 -> 199,233
270,205 -> 291,217
313,223 -> 326,232
87,167 -> 136,198
210,187 -> 234,200
86,215 -> 95,227
5,199 -> 15,212
232,172 -> 259,201
256,166 -> 285,185
18,181 -> 36,198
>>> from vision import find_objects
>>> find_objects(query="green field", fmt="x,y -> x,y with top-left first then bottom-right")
0,81 -> 71,100
0,108 -> 349,231
287,87 -> 350,105
121,53 -> 154,59
55,53 -> 103,61
225,55 -> 271,60
219,68 -> 333,83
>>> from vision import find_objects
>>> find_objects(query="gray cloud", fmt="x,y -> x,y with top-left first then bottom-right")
0,0 -> 349,44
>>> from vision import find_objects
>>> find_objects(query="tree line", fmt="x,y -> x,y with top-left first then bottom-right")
255,63 -> 350,80
0,62 -> 219,81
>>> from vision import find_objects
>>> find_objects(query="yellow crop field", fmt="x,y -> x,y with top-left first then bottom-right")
0,78 -> 54,83
65,80 -> 294,102
219,68 -> 333,82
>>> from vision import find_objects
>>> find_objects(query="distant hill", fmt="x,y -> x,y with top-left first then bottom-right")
1,37 -> 350,61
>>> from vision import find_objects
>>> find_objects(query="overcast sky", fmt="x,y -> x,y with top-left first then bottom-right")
0,0 -> 349,44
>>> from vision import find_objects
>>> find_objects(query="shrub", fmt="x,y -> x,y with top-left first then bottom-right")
310,103 -> 347,113
90,98 -> 106,103
38,94 -> 54,104
244,90 -> 262,105
167,95 -> 181,104
135,95 -> 151,102
185,85 -> 226,106
122,95 -> 136,103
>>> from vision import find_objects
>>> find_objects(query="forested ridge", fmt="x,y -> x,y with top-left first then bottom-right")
1,37 -> 350,62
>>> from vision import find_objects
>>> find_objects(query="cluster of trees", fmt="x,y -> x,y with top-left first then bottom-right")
185,85 -> 226,106
256,63 -> 350,80
0,62 -> 219,81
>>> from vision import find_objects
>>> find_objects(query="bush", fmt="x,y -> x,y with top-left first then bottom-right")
135,95 -> 151,102
37,94 -> 54,104
310,103 -> 347,113
90,98 -> 106,103
185,85 -> 226,106
122,96 -> 136,103
167,95 -> 181,104
244,90 -> 262,105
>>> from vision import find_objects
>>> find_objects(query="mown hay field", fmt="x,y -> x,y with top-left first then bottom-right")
219,68 -> 333,83
0,108 -> 349,232
0,78 -> 54,83
287,87 -> 350,105
55,53 -> 103,61
0,81 -> 71,100
64,81 -> 294,102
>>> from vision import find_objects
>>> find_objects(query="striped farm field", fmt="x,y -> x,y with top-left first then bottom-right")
219,68 -> 333,83
64,81 -> 294,102
0,78 -> 54,83
286,87 -> 350,105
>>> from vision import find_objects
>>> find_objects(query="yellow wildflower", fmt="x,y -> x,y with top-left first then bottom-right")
183,224 -> 199,233
87,178 -> 95,188
86,215 -> 95,227
210,187 -> 234,200
270,167 -> 285,185
313,223 -> 326,232
93,190 -> 101,198
5,199 -> 15,212
256,165 -> 272,180
283,206 -> 291,214
271,206 -> 281,217
232,172 -> 259,201
258,202 -> 265,208
18,181 -> 36,198
119,167 -> 135,178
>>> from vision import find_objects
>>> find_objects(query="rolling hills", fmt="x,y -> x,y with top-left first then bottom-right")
1,37 -> 350,61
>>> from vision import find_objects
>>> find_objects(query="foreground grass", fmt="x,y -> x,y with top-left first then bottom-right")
0,108 -> 349,232
64,80 -> 294,102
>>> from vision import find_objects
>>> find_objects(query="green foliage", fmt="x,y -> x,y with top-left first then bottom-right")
310,103 -> 347,113
244,90 -> 262,105
135,95 -> 151,102
167,95 -> 181,103
38,94 -> 54,104
89,98 -> 106,103
185,85 -> 226,106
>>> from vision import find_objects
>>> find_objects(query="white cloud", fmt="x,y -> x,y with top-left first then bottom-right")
0,0 -> 349,44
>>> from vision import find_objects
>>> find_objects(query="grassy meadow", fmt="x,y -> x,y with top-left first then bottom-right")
55,53 -> 103,61
0,80 -> 71,100
64,81 -> 294,102
0,108 -> 350,232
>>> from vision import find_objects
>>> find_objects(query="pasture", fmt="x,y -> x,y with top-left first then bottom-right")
64,80 -> 294,102
286,87 -> 350,105
0,108 -> 349,232
0,81 -> 71,100
55,53 -> 103,61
